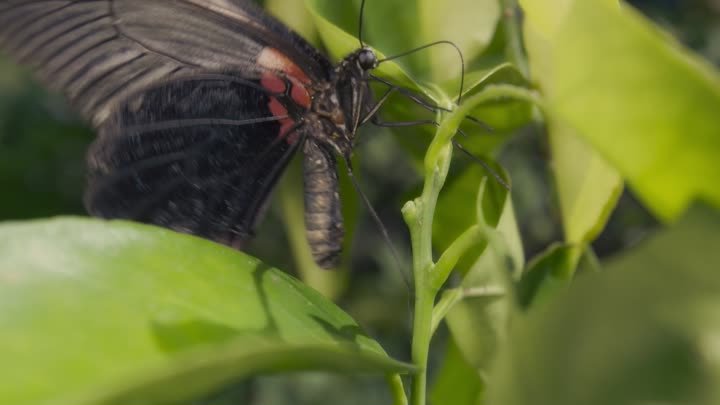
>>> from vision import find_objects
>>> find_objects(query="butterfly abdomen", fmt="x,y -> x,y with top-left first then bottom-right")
303,140 -> 343,269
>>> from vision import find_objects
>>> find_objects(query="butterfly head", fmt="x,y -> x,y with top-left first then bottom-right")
356,47 -> 378,71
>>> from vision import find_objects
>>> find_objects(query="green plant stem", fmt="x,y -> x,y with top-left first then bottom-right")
500,0 -> 530,78
387,374 -> 409,405
403,83 -> 540,405
410,285 -> 434,405
425,84 -> 544,168
431,286 -> 506,335
403,139 -> 453,405
430,288 -> 464,335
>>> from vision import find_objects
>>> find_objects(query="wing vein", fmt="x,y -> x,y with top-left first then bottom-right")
107,0 -> 203,69
18,13 -> 111,65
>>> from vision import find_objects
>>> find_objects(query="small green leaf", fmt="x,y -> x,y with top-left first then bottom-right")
441,165 -> 524,374
434,163 -> 522,277
0,218 -> 411,405
487,204 -> 720,405
520,0 -> 720,221
550,121 -> 623,245
453,63 -> 533,135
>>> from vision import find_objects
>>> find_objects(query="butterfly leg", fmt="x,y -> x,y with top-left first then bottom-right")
369,116 -> 510,190
368,74 -> 493,132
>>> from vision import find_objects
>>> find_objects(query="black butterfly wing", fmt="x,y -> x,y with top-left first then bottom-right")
0,0 -> 331,126
87,75 -> 302,246
0,0 -> 332,246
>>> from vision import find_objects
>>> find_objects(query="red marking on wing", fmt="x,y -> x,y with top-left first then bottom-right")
260,74 -> 286,94
290,82 -> 311,108
257,47 -> 311,83
268,97 -> 297,144
258,47 -> 312,109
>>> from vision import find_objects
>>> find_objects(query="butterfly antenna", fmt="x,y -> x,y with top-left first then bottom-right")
358,0 -> 367,47
343,155 -> 412,289
377,40 -> 465,104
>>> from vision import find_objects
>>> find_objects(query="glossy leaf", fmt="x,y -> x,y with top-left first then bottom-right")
550,121 -> 623,246
305,0 -> 431,99
419,0 -> 500,82
0,218 -> 411,405
520,0 -> 720,221
266,0 -> 318,41
307,0 -> 501,90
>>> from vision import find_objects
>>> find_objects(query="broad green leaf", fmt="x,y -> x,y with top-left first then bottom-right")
550,121 -> 623,245
305,0 -> 430,99
520,0 -> 720,221
430,337 -> 483,405
487,204 -> 720,405
0,218 -> 411,405
266,0 -> 318,42
418,0 -> 500,82
307,0 -> 501,91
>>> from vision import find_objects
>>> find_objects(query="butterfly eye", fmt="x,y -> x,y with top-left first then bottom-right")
357,49 -> 377,70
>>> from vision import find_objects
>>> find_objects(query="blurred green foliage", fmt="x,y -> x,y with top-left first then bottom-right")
0,64 -> 92,219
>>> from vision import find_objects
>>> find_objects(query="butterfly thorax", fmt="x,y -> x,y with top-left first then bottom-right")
306,47 -> 378,158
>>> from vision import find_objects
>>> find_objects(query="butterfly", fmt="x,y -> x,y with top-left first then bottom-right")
0,0 -> 491,271
0,0 -> 408,269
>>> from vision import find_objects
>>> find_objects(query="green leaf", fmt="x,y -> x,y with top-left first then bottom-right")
430,337 -> 483,405
454,64 -> 533,154
306,0 -> 501,90
454,63 -> 532,125
550,121 -> 623,245
266,0 -> 318,42
520,0 -> 720,221
305,0 -> 429,99
435,163 -> 522,277
0,218 -> 411,405
487,204 -> 720,405
515,243 -> 579,310
418,0 -> 500,82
